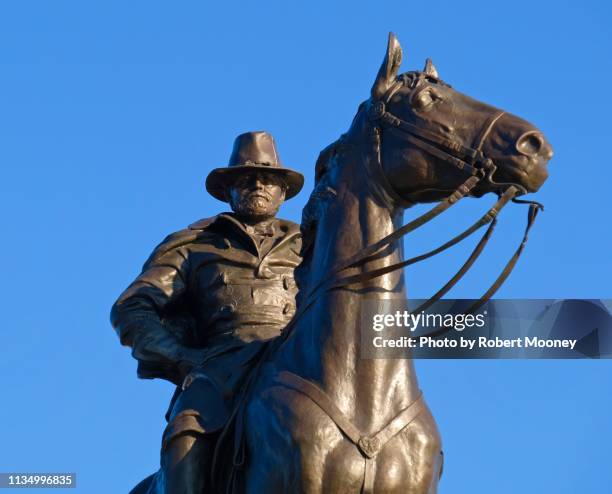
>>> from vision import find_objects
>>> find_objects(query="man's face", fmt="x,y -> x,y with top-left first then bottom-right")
228,171 -> 287,221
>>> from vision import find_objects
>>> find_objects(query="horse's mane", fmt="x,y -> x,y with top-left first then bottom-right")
314,138 -> 343,182
294,136 -> 348,294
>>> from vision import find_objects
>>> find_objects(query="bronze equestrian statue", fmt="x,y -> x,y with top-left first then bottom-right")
111,131 -> 304,493
112,34 -> 552,493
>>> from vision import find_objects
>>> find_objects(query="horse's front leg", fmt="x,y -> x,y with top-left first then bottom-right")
243,384 -> 364,494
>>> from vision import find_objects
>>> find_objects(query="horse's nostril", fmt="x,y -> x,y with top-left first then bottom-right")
516,131 -> 544,157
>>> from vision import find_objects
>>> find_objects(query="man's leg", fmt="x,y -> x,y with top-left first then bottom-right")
159,376 -> 229,494
161,426 -> 217,494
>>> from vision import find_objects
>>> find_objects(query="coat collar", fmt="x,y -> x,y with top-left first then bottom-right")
188,213 -> 300,259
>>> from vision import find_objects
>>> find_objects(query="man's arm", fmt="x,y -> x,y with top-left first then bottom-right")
110,247 -> 204,384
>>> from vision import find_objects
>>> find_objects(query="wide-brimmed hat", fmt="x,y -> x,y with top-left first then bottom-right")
205,131 -> 304,202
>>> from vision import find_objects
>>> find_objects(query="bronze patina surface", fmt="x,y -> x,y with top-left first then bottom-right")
112,34 -> 552,494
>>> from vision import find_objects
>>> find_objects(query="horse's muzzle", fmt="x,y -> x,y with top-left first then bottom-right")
480,113 -> 553,193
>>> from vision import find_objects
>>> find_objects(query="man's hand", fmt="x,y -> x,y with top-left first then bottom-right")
129,325 -> 207,382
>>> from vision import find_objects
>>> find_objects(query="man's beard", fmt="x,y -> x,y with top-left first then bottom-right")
232,193 -> 280,221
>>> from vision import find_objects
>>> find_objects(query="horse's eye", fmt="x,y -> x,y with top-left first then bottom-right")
412,88 -> 438,112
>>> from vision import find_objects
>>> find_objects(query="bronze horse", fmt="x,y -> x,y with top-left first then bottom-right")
234,34 -> 552,493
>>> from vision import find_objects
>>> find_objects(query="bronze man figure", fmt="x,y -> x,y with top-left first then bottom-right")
110,131 -> 304,493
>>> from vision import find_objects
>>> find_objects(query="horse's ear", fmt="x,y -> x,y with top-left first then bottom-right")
371,32 -> 403,100
423,58 -> 439,78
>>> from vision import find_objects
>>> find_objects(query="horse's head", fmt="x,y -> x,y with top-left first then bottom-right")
344,34 -> 553,204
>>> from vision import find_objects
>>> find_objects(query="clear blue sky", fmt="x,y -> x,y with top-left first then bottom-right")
1,1 -> 610,492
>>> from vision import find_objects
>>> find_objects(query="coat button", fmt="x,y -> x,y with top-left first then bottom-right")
283,276 -> 292,290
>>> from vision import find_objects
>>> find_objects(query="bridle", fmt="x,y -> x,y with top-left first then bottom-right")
370,76 -> 504,189
367,72 -> 532,203
279,72 -> 543,341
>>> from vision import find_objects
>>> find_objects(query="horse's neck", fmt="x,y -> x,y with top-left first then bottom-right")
276,151 -> 421,431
